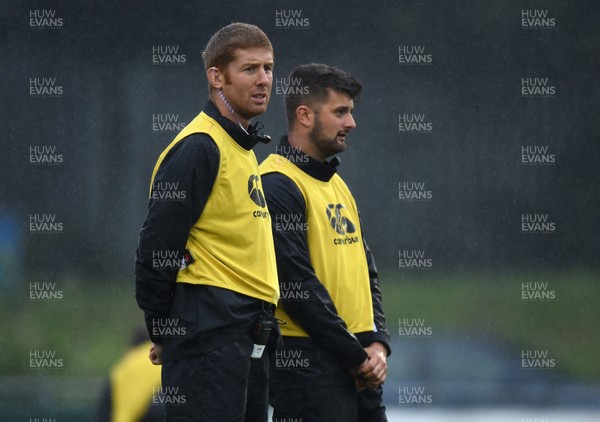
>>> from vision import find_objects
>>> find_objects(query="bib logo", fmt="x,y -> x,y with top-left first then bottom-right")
326,204 -> 356,235
248,175 -> 269,219
248,175 -> 266,207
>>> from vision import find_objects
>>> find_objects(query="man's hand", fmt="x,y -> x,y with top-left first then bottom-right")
149,342 -> 163,365
351,342 -> 387,390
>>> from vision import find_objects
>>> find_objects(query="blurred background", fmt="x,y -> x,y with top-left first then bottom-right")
1,0 -> 599,420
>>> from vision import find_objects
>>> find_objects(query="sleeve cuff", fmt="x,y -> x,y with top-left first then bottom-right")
369,333 -> 392,357
356,331 -> 392,357
343,346 -> 369,369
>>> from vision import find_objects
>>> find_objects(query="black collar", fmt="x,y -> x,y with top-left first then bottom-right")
203,100 -> 271,150
276,136 -> 340,182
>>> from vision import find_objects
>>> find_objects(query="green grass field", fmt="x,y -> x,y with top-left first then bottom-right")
1,269 -> 599,380
380,269 -> 600,380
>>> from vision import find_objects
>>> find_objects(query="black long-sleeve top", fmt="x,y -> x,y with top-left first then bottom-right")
135,101 -> 269,353
262,137 -> 391,373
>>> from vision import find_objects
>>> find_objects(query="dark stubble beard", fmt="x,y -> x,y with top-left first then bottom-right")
308,113 -> 346,160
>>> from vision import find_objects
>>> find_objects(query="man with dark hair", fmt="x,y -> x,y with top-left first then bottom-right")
260,63 -> 390,421
135,22 -> 279,421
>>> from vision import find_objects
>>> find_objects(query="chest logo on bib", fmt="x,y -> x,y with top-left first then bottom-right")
326,203 -> 356,235
248,174 -> 267,208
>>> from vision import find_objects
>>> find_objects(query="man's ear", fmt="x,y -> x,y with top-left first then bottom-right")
295,105 -> 313,128
206,67 -> 223,89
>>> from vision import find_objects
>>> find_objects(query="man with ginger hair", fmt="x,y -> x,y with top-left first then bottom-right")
135,23 -> 279,421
